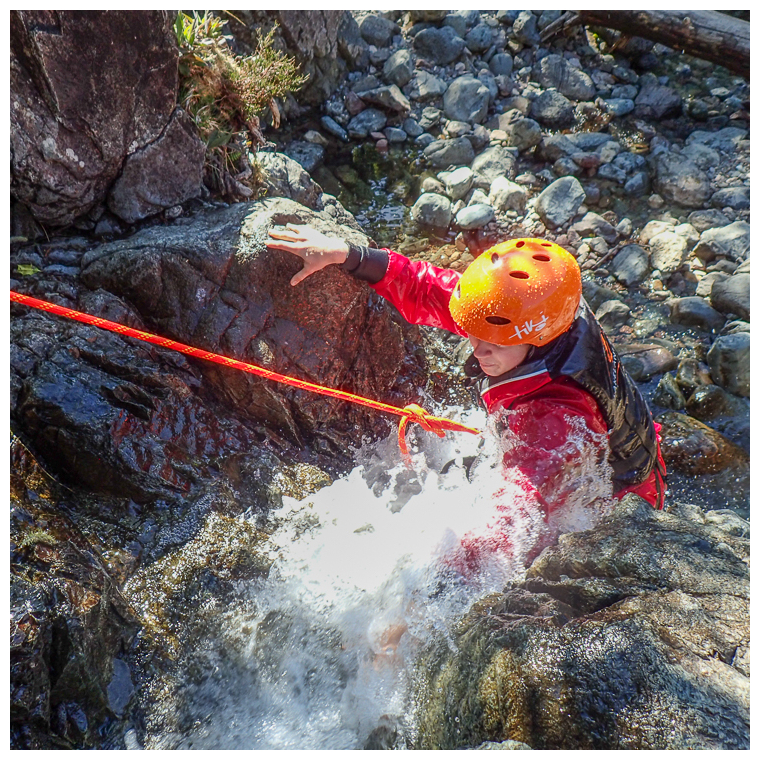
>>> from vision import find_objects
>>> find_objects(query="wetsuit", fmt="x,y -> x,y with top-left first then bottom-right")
343,245 -> 667,514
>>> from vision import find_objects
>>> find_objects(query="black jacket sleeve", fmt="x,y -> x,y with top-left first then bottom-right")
340,243 -> 389,284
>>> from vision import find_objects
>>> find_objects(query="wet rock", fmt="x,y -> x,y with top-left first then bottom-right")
255,152 -> 323,210
616,344 -> 678,382
532,54 -> 595,101
359,14 -> 398,48
444,76 -> 492,124
360,84 -> 411,113
652,153 -> 712,209
692,222 -> 750,264
634,83 -> 682,119
404,71 -> 449,102
653,372 -> 686,410
412,193 -> 452,229
470,146 -> 517,185
284,140 -> 325,174
609,244 -> 650,287
424,138 -> 476,170
710,273 -> 750,321
488,177 -> 528,214
595,299 -> 630,329
675,357 -> 713,397
530,89 -> 575,129
10,444 -> 141,748
413,26 -> 465,66
685,384 -> 749,425
535,177 -> 586,230
383,49 -> 414,88
455,204 -> 495,230
414,496 -> 749,750
347,108 -> 388,138
658,412 -> 750,498
707,333 -> 750,397
72,200 -> 420,461
668,297 -> 726,333
649,231 -> 689,277
107,108 -> 205,224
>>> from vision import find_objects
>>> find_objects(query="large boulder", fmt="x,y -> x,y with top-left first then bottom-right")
11,199 -> 423,501
413,497 -> 749,749
10,10 -> 179,227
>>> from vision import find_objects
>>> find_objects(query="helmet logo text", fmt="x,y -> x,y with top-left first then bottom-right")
512,313 -> 548,341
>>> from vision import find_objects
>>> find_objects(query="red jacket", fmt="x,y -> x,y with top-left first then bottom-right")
371,251 -> 665,513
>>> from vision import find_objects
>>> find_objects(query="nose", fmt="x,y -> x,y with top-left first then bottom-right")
469,336 -> 491,357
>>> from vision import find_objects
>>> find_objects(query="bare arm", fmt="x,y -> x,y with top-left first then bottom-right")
266,223 -> 349,286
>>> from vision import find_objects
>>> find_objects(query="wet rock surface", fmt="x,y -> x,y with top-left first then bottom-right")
413,497 -> 749,750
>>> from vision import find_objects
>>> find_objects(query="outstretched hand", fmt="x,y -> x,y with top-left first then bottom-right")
266,223 -> 349,286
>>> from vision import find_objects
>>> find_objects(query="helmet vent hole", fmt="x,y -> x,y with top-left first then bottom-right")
532,254 -> 551,262
486,316 -> 511,325
509,271 -> 529,279
490,253 -> 500,264
515,241 -> 525,248
541,242 -> 552,247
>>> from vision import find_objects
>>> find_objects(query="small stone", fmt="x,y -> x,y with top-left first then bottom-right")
455,203 -> 495,229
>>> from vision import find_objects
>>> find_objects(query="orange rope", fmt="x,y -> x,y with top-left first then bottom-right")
10,291 -> 481,463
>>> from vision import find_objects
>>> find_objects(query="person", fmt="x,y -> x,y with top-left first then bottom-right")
265,224 -> 667,571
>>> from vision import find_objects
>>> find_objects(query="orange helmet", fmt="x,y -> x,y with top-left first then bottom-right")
449,238 -> 582,346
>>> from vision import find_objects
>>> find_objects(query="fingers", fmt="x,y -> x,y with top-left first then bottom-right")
290,266 -> 312,286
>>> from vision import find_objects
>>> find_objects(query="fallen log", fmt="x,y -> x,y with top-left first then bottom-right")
577,10 -> 750,80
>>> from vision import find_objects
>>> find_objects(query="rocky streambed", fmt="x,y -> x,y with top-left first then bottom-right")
10,9 -> 749,751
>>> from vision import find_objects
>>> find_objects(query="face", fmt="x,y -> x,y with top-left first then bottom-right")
468,335 -> 530,377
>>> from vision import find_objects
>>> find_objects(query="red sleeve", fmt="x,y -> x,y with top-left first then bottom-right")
496,379 -> 611,516
370,251 -> 467,336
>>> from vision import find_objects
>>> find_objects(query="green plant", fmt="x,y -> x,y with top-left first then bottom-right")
175,11 -> 306,198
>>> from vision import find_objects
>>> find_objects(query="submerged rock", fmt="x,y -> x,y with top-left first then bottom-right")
413,496 -> 749,750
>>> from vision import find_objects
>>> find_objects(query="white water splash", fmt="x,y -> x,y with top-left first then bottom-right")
143,407 -> 617,750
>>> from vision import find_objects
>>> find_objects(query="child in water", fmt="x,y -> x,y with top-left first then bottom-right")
266,223 -> 667,573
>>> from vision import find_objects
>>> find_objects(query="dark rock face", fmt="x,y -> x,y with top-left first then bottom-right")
11,199 -> 423,502
413,497 -> 749,750
10,442 -> 140,749
10,10 -> 179,227
107,109 -> 205,224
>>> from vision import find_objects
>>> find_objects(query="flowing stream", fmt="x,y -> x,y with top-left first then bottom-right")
139,407 -> 618,750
